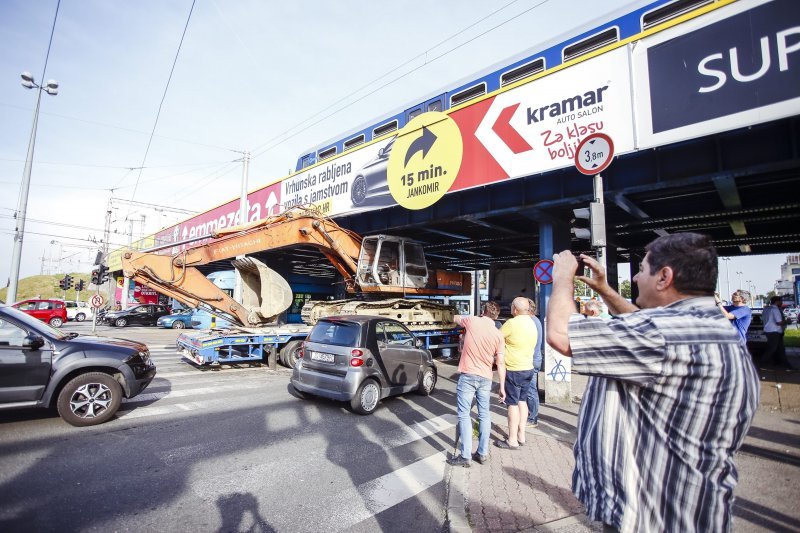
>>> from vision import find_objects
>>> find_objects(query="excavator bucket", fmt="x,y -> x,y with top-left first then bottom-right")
231,257 -> 294,324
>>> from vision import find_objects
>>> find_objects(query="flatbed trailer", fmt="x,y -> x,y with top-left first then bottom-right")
176,323 -> 463,368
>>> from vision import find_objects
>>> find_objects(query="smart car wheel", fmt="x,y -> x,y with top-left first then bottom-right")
49,317 -> 64,328
56,372 -> 122,427
172,321 -> 186,329
351,175 -> 367,206
280,340 -> 303,368
417,367 -> 436,396
75,313 -> 86,322
114,318 -> 128,327
351,379 -> 380,415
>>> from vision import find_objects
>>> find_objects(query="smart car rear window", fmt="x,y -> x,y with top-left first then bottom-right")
309,321 -> 361,347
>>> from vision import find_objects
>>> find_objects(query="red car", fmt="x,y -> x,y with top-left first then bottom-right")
13,299 -> 67,327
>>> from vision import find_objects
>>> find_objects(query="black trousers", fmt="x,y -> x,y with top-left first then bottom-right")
762,332 -> 788,368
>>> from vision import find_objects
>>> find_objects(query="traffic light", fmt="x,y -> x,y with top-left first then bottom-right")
76,279 -> 86,292
92,265 -> 110,285
58,277 -> 67,290
64,274 -> 74,290
99,264 -> 110,284
572,202 -> 606,247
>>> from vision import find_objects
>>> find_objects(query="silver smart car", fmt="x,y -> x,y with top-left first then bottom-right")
290,315 -> 436,414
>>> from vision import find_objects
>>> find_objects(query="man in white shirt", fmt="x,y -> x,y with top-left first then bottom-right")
761,296 -> 789,370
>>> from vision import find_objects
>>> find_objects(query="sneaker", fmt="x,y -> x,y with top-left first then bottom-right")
447,455 -> 471,468
472,452 -> 488,465
527,420 -> 539,428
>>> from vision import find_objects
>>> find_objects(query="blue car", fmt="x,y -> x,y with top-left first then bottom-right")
157,309 -> 194,329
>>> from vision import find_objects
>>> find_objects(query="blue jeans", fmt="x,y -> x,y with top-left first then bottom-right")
526,357 -> 542,423
456,373 -> 491,458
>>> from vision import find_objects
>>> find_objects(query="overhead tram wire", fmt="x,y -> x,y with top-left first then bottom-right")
249,0 -> 550,162
244,0 -> 523,158
125,0 -> 197,221
0,103 -> 234,153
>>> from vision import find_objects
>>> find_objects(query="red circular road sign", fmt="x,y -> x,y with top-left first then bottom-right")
575,133 -> 614,175
90,294 -> 104,308
533,259 -> 554,284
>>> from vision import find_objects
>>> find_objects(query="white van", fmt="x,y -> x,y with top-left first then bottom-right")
64,301 -> 93,322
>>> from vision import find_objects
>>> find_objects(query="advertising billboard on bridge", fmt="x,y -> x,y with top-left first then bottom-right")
633,0 -> 800,149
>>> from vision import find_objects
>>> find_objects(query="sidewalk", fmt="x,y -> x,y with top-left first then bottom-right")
442,363 -> 800,532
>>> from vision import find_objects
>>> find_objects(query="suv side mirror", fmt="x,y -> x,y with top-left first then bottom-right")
23,334 -> 45,350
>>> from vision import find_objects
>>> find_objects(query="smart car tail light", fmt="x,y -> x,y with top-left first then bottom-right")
349,357 -> 364,367
351,349 -> 363,357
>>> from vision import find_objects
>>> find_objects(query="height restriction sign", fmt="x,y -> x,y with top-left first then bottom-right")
574,133 -> 614,175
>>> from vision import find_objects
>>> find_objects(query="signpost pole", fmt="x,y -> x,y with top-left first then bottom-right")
593,173 -> 606,272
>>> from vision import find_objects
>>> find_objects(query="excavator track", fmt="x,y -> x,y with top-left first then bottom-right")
301,298 -> 458,329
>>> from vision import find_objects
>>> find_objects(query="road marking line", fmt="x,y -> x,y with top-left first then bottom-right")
122,381 -> 263,405
326,452 -> 447,531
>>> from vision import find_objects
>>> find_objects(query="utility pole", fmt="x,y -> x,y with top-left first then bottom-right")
233,150 -> 250,305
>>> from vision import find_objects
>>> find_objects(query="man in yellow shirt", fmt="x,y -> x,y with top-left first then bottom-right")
495,297 -> 538,450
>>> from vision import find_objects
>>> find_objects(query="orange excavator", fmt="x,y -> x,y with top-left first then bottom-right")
121,206 -> 471,327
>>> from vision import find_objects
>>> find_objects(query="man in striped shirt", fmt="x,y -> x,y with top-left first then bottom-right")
546,233 -> 759,532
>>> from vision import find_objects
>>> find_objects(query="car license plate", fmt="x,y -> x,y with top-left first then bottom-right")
311,351 -> 335,363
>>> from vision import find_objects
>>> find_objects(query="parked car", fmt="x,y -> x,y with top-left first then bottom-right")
157,308 -> 194,329
190,309 -> 234,330
102,304 -> 170,327
0,304 -> 156,426
12,299 -> 67,328
746,308 -> 767,357
291,316 -> 436,415
64,300 -> 93,322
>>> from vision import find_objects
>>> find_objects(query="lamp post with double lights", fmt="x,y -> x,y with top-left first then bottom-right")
7,72 -> 58,304
736,271 -> 743,292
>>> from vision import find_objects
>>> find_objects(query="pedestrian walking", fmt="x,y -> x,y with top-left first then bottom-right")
717,290 -> 752,346
447,301 -> 505,467
495,297 -> 537,450
761,295 -> 790,369
546,233 -> 759,532
525,298 -> 543,428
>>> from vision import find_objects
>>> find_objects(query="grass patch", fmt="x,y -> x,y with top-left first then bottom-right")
785,327 -> 800,348
0,273 -> 108,304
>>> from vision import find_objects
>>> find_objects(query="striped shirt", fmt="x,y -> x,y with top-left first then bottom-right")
568,296 -> 759,532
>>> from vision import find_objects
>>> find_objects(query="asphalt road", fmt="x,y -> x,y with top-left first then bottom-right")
0,322 -> 462,532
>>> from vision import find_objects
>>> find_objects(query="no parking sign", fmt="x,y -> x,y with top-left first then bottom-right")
533,259 -> 554,284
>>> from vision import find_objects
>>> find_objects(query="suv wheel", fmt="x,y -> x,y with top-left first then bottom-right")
56,372 -> 122,427
114,318 -> 128,327
75,312 -> 86,322
172,321 -> 186,329
350,379 -> 380,415
280,340 -> 303,368
417,367 -> 436,396
49,317 -> 64,328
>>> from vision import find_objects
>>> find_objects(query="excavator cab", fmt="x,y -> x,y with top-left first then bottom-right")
356,236 -> 429,290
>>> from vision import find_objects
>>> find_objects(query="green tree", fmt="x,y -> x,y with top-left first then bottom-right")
619,280 -> 632,299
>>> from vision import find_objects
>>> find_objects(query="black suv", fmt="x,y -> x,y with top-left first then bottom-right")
0,305 -> 156,426
102,304 -> 170,327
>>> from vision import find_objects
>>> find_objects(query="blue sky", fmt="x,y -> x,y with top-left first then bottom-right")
0,0 -> 794,297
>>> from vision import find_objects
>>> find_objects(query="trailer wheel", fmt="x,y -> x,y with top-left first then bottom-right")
280,340 -> 303,368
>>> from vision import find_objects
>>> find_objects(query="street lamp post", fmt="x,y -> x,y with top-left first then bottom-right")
7,72 -> 58,304
720,257 -> 731,299
736,271 -> 743,292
